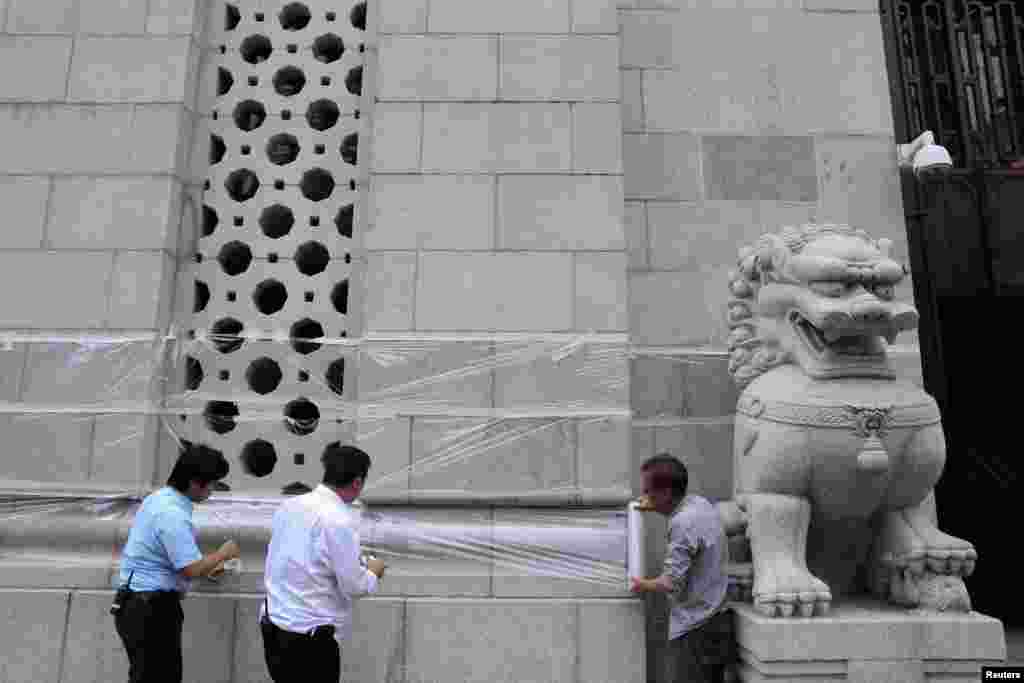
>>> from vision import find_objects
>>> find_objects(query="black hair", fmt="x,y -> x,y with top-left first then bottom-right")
167,440 -> 229,492
640,453 -> 688,500
321,442 -> 371,488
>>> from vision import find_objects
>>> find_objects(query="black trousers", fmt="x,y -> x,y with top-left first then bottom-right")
665,609 -> 736,683
260,615 -> 341,683
113,592 -> 184,683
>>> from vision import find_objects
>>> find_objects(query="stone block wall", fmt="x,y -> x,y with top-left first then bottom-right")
0,0 -> 205,493
619,2 -> 926,679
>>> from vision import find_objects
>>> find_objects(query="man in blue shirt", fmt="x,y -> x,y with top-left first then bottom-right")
631,453 -> 734,683
112,441 -> 240,683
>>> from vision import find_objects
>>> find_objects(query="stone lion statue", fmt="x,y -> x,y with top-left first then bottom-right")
721,223 -> 976,617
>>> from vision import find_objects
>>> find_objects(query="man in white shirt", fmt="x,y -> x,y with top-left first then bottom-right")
260,443 -> 387,682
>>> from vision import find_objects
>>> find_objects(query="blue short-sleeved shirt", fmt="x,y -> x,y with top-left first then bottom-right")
114,487 -> 203,593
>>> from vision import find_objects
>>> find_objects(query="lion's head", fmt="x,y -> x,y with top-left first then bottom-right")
727,223 -> 918,387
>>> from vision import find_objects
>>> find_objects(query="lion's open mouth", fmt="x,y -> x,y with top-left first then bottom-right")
791,313 -> 888,357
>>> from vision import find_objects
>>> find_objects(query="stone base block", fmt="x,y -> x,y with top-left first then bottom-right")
734,599 -> 1006,683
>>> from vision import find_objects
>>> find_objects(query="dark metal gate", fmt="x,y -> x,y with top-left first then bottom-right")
881,0 -> 1024,625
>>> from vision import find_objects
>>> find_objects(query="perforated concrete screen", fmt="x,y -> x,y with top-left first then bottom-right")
175,0 -> 370,493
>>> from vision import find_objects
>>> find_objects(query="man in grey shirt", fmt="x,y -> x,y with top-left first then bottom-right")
632,453 -> 733,683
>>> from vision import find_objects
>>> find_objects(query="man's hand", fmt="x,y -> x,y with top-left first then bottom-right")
208,560 -> 226,580
630,576 -> 646,593
218,539 -> 240,561
366,557 -> 386,579
635,495 -> 656,512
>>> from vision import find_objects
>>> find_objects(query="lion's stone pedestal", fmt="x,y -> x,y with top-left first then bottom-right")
733,599 -> 1005,683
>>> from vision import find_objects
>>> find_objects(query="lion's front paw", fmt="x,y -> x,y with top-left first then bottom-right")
752,563 -> 831,618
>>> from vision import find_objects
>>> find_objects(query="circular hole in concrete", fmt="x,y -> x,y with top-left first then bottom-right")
211,317 -> 245,353
225,169 -> 260,202
233,99 -> 266,131
204,400 -> 239,434
290,318 -> 324,355
350,1 -> 366,30
335,204 -> 353,238
217,67 -> 234,95
253,278 -> 288,314
241,439 -> 277,477
330,279 -> 349,314
282,481 -> 311,495
240,34 -> 272,63
210,134 -> 226,164
202,205 -> 218,236
300,168 -> 334,201
273,65 -> 306,96
185,356 -> 203,390
194,280 -> 210,313
225,4 -> 241,30
217,240 -> 253,275
313,33 -> 344,63
279,2 -> 311,30
326,358 -> 345,396
259,204 -> 294,238
284,397 -> 319,435
340,132 -> 358,165
246,357 -> 282,394
266,133 -> 300,165
294,241 -> 329,275
345,65 -> 363,95
305,99 -> 339,131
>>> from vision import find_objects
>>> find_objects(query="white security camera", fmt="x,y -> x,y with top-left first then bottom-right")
897,131 -> 953,176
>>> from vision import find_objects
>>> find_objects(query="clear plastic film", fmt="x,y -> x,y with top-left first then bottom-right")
0,329 -> 654,592
0,492 -> 646,594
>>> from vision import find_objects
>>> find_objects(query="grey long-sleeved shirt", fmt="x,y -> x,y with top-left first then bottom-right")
664,495 -> 729,640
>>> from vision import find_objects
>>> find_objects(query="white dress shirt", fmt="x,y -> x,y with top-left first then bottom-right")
261,484 -> 378,641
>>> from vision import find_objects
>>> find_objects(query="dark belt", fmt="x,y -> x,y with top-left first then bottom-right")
125,590 -> 182,603
261,614 -> 334,640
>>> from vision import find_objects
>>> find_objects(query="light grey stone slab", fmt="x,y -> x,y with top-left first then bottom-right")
0,176 -> 49,248
491,509 -> 631,598
21,340 -> 158,405
631,353 -> 738,419
0,344 -> 26,402
410,417 -> 576,495
646,201 -> 761,272
629,268 -> 732,346
48,176 -> 179,250
369,175 -> 494,250
653,421 -> 735,502
703,136 -> 818,202
405,599 -> 577,683
0,252 -> 112,328
0,37 -> 73,102
378,36 -> 498,101
5,0 -> 76,33
107,250 -> 175,329
378,0 -> 428,33
624,133 -> 701,200
428,0 -> 570,33
500,36 -> 619,101
734,599 -> 1006,662
364,251 -> 417,331
232,598 -> 274,683
91,414 -> 159,487
625,201 -> 648,270
370,508 -> 493,597
179,593 -> 236,683
61,591 -> 129,683
346,599 -> 407,683
816,135 -> 906,248
415,252 -> 573,332
573,102 -> 623,172
579,600 -> 647,683
1,414 -> 93,485
0,590 -> 69,683
575,253 -> 629,332
78,0 -> 148,33
572,0 -> 619,33
577,416 -> 632,492
493,344 -> 629,412
147,0 -> 203,35
497,175 -> 625,251
357,340 -> 495,411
